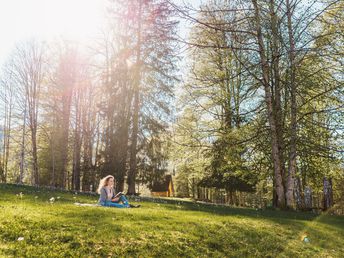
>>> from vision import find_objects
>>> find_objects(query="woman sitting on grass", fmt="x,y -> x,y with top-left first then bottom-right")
97,175 -> 140,208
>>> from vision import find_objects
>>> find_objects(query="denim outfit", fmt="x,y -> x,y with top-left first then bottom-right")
99,187 -> 130,208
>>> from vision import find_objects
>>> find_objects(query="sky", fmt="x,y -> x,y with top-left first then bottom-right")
0,0 -> 107,67
0,0 -> 201,68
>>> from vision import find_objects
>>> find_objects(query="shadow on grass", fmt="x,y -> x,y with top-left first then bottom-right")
161,201 -> 318,220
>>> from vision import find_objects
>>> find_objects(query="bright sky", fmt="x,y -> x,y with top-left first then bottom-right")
0,0 -> 201,68
0,0 -> 108,66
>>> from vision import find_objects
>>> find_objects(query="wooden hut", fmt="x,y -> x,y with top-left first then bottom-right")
151,175 -> 174,197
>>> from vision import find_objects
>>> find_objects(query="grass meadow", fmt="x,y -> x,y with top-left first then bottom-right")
0,183 -> 343,257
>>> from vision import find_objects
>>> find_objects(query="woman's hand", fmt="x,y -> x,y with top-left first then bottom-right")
111,197 -> 120,202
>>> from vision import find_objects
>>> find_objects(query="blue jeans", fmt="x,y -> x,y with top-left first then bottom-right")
101,195 -> 130,208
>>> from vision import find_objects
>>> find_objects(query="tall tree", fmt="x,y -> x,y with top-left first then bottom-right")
173,0 -> 343,209
0,67 -> 16,182
103,0 -> 178,194
7,41 -> 46,185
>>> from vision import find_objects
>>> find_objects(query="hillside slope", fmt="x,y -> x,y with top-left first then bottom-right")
0,184 -> 343,257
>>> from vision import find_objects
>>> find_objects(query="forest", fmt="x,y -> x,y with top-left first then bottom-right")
0,0 -> 343,211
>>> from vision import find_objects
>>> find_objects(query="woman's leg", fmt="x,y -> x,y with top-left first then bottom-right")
102,201 -> 128,208
119,195 -> 130,207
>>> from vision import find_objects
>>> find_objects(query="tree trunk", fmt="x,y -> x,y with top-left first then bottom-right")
294,177 -> 304,210
72,90 -> 82,191
31,129 -> 39,185
127,0 -> 143,195
252,0 -> 285,208
60,89 -> 72,189
1,101 -> 7,183
285,0 -> 297,209
304,185 -> 312,210
323,177 -> 333,210
1,84 -> 13,183
81,89 -> 95,192
50,134 -> 56,187
19,100 -> 27,184
29,94 -> 39,185
269,0 -> 285,184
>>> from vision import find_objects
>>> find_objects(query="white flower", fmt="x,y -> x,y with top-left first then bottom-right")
57,196 -> 61,199
49,197 -> 55,202
17,237 -> 24,241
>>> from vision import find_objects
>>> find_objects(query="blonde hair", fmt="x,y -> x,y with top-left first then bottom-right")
96,175 -> 115,194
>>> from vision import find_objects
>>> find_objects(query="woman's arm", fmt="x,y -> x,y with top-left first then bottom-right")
99,187 -> 107,203
112,190 -> 126,202
114,192 -> 123,198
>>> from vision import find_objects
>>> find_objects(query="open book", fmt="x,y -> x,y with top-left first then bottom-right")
114,192 -> 124,198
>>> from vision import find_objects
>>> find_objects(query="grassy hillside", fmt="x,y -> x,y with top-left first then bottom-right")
0,183 -> 343,257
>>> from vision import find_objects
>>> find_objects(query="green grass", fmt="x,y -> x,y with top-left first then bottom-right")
0,184 -> 343,257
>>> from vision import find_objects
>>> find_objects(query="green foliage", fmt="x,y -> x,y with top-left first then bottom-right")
137,133 -> 170,189
170,106 -> 211,197
172,0 -> 343,209
174,164 -> 199,198
201,129 -> 257,192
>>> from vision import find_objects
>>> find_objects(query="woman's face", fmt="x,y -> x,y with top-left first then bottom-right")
107,177 -> 114,187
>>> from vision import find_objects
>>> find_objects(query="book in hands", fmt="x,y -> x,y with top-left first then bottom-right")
114,192 -> 124,198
